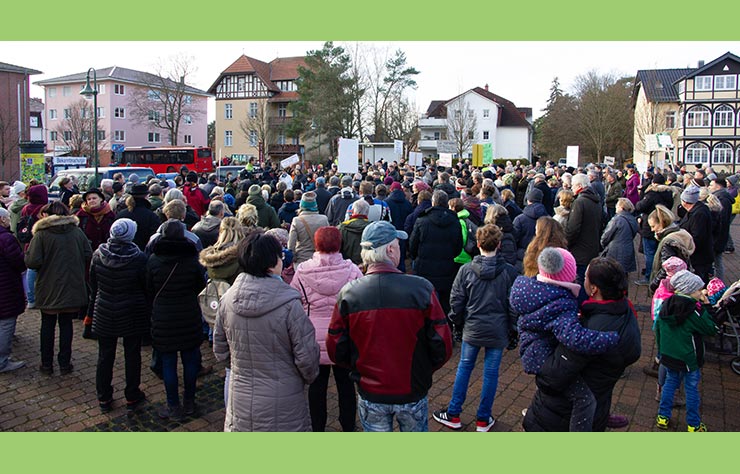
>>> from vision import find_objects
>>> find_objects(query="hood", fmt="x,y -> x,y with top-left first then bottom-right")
457,208 -> 470,220
662,227 -> 696,255
340,218 -> 369,235
646,184 -> 673,195
387,189 -> 408,202
470,254 -> 507,280
577,187 -> 600,203
296,252 -> 358,296
246,194 -> 267,209
198,215 -> 222,232
523,202 -> 547,219
554,206 -> 570,217
32,214 -> 79,235
422,206 -> 459,228
495,213 -> 514,233
199,243 -> 239,269
97,240 -> 143,268
231,272 -> 301,317
658,294 -> 698,327
510,274 -> 577,316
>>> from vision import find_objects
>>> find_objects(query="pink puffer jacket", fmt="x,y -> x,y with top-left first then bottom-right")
291,252 -> 363,365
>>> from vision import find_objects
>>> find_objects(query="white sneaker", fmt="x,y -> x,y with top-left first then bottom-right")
476,416 -> 495,432
0,360 -> 26,373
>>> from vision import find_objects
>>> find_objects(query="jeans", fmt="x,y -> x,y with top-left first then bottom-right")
358,396 -> 428,432
40,312 -> 74,368
643,237 -> 658,278
447,342 -> 503,420
0,317 -> 18,370
564,376 -> 596,432
96,335 -> 143,402
309,364 -> 356,432
658,366 -> 701,427
160,347 -> 201,407
727,214 -> 736,251
26,269 -> 37,304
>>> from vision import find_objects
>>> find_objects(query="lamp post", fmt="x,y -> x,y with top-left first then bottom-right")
79,68 -> 98,187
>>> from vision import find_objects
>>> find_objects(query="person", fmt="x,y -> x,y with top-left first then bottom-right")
290,226 -> 363,432
324,176 -> 358,226
116,184 -> 161,252
604,172 -> 623,220
246,184 -> 280,229
327,221 -> 452,431
449,197 -> 479,265
19,184 -> 48,309
511,248 -> 620,431
633,174 -> 674,286
624,166 -> 640,205
679,186 -> 714,283
58,176 -> 78,208
521,257 -> 641,432
191,200 -> 225,249
147,183 -> 164,213
521,216 -> 568,277
76,188 -> 116,252
278,189 -> 300,226
432,225 -> 519,432
8,181 -> 27,235
183,171 -> 210,217
0,208 -> 26,372
25,201 -> 92,375
146,199 -> 203,254
385,181 -> 413,271
533,173 -> 554,216
287,191 -> 329,266
600,198 -> 638,274
709,178 -> 733,282
513,188 -> 549,261
403,188 -> 432,236
483,204 -> 518,268
655,270 -> 718,432
338,198 -> 371,266
553,189 -> 574,229
565,173 -> 602,284
344,181 -> 392,223
88,218 -> 148,413
213,230 -> 320,431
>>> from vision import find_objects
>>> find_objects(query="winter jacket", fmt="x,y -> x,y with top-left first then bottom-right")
9,197 -> 26,235
434,181 -> 459,200
76,202 -> 116,251
247,194 -> 280,229
565,187 -> 602,266
183,183 -> 210,217
404,199 -> 432,235
524,298 -> 641,432
116,199 -> 161,252
278,201 -> 300,226
509,276 -> 619,375
600,211 -> 638,273
314,186 -> 332,215
213,272 -> 320,431
291,252 -> 363,365
625,173 -> 640,205
649,225 -> 695,291
191,215 -> 222,249
515,178 -> 530,208
0,225 -> 25,319
454,209 -> 478,264
604,181 -> 623,209
89,239 -> 149,338
634,184 -> 674,239
60,187 -> 78,208
513,203 -> 548,259
199,244 -> 241,284
657,295 -> 717,372
385,190 -> 413,232
338,217 -> 369,266
449,254 -> 519,348
503,199 -> 522,220
327,263 -> 452,404
679,200 -> 714,268
535,180 -> 555,216
590,179 -> 606,210
712,188 -> 734,254
553,206 -> 570,229
345,195 -> 391,223
408,206 -> 464,293
288,211 -> 329,266
495,213 -> 518,267
148,196 -> 164,213
24,215 -> 92,312
325,188 -> 357,226
269,191 -> 284,213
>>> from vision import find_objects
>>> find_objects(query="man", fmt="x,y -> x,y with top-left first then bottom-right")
327,220 -> 452,432
100,179 -> 115,202
148,183 -> 164,213
338,199 -> 371,266
313,176 -> 332,215
679,186 -> 714,283
434,171 -> 459,199
325,176 -> 357,226
533,173 -> 554,216
513,188 -> 548,258
326,176 -> 341,198
709,178 -> 733,281
201,173 -> 218,197
726,174 -> 739,254
384,182 -> 413,272
183,171 -> 210,217
565,173 -> 602,284
191,200 -> 225,249
604,172 -> 623,220
344,181 -> 391,223
589,170 -> 606,212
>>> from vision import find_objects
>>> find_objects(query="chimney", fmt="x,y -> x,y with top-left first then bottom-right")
698,60 -> 705,68
484,83 -> 489,91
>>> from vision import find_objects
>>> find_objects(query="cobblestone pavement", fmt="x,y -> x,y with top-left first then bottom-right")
3,225 -> 740,432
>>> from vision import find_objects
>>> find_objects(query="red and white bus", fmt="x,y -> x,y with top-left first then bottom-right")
117,146 -> 214,174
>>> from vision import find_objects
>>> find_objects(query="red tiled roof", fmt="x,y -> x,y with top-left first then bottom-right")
269,57 -> 306,81
268,91 -> 300,102
470,87 -> 531,128
209,54 -> 307,95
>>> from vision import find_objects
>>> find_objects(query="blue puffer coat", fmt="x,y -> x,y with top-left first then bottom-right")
509,276 -> 619,374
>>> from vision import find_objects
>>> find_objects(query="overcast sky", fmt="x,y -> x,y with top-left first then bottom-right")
4,41 -> 740,122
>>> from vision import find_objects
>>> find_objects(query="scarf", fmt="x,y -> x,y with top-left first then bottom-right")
81,201 -> 113,223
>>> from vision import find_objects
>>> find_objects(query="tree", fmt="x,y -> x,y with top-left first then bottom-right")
128,54 -> 203,146
446,98 -> 477,159
633,70 -> 668,161
54,98 -> 104,157
207,121 -> 215,151
369,49 -> 420,142
0,107 -> 19,172
534,77 -> 578,161
238,100 -> 274,155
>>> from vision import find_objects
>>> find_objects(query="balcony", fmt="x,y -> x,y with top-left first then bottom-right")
418,117 -> 447,128
268,144 -> 301,157
418,140 -> 439,149
268,116 -> 291,127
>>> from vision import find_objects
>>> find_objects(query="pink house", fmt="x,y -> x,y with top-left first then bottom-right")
35,66 -> 210,166
0,61 -> 42,180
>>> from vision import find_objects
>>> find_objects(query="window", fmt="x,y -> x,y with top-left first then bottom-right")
49,109 -> 57,120
98,84 -> 105,95
678,81 -> 685,94
665,111 -> 676,129
483,131 -> 489,140
714,105 -> 734,127
277,133 -> 286,145
184,95 -> 192,105
434,131 -> 441,140
695,76 -> 712,91
148,110 -> 160,122
225,130 -> 233,147
225,103 -> 233,119
63,131 -> 72,141
48,88 -> 56,98
183,115 -> 192,125
81,108 -> 88,119
455,110 -> 461,118
49,130 -> 57,141
97,107 -> 105,118
685,143 -> 709,164
184,134 -> 192,145
148,132 -> 161,143
715,75 -> 736,91
686,106 -> 710,127
249,102 -> 258,118
249,130 -> 257,147
114,130 -> 125,142
483,109 -> 490,118
114,107 -> 125,119
292,136 -> 299,145
81,130 -> 90,141
114,84 -> 125,95
62,86 -> 71,96
712,142 -> 733,164
468,131 -> 474,140
97,130 -> 106,141
147,90 -> 159,101
63,108 -> 71,119
278,103 -> 287,118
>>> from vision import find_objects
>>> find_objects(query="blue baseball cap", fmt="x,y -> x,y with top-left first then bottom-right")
360,221 -> 408,249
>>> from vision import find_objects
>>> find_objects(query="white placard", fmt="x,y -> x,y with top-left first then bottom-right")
280,154 -> 300,169
337,138 -> 359,174
603,156 -> 615,166
438,153 -> 453,168
657,134 -> 673,148
645,134 -> 661,152
408,151 -> 423,167
394,140 -> 404,156
566,146 -> 579,168
437,140 -> 456,154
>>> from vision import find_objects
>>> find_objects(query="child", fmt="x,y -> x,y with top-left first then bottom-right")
265,227 -> 294,284
510,247 -> 620,431
655,270 -> 718,432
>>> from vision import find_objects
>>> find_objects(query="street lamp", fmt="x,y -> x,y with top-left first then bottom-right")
79,68 -> 98,187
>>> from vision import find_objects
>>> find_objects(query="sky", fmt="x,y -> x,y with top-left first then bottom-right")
3,41 -> 740,123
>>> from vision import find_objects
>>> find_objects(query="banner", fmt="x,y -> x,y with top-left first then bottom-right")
483,143 -> 493,165
337,138 -> 359,174
394,140 -> 404,156
408,151 -> 423,167
566,146 -> 579,168
438,153 -> 453,168
280,154 -> 300,169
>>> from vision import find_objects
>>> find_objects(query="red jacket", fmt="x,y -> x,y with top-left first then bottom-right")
183,184 -> 210,217
327,262 -> 452,404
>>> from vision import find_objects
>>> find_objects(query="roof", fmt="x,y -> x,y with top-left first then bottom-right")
34,66 -> 209,96
426,100 -> 446,117
470,87 -> 532,128
634,68 -> 694,103
208,54 -> 307,99
0,61 -> 42,75
680,51 -> 740,81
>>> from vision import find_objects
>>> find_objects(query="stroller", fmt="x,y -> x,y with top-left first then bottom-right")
712,279 -> 740,375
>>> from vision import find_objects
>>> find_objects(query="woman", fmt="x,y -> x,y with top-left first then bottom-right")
522,216 -> 568,277
290,226 -> 363,432
89,218 -> 148,413
288,191 -> 329,266
553,189 -> 574,228
500,189 -> 522,220
146,219 -> 206,420
0,208 -> 26,373
77,188 -> 116,251
647,205 -> 695,292
213,231 -> 319,431
58,176 -> 78,208
236,203 -> 259,234
24,201 -> 92,375
19,184 -> 48,309
484,204 -> 517,268
600,198 -> 639,274
522,257 -> 641,431
634,174 -> 674,285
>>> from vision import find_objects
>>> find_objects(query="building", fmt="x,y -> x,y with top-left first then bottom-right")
417,85 -> 532,162
35,66 -> 209,166
208,55 -> 307,164
633,52 -> 740,172
0,61 -> 42,180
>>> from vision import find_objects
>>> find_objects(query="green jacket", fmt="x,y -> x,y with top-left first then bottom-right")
247,194 -> 280,229
148,196 -> 164,213
454,209 -> 475,264
656,294 -> 718,372
9,197 -> 27,234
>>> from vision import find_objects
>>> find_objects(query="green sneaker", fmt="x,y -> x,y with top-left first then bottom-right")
655,415 -> 669,430
687,423 -> 707,432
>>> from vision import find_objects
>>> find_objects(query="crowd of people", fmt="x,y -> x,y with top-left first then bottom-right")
0,155 -> 731,431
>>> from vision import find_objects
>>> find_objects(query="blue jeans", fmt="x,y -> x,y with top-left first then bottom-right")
643,237 -> 658,278
0,317 -> 18,370
658,366 -> 701,427
160,347 -> 201,407
358,396 -> 428,432
26,269 -> 37,304
447,342 -> 503,420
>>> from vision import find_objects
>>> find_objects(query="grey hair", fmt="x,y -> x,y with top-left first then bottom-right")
100,178 -> 114,189
572,173 -> 590,190
164,188 -> 184,203
208,200 -> 225,216
0,207 -> 10,221
432,189 -> 449,208
616,197 -> 634,213
361,241 -> 393,266
351,198 -> 370,216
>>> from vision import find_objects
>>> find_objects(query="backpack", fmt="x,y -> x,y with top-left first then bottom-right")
16,214 -> 37,244
198,278 -> 232,328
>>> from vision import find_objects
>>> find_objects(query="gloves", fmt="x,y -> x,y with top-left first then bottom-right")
507,330 -> 519,351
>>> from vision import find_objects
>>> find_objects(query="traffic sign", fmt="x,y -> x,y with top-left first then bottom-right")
111,144 -> 124,153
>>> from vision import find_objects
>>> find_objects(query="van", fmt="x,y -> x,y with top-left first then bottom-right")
48,167 -> 155,201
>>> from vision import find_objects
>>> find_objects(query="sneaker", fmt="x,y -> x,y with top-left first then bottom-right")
633,278 -> 649,286
39,365 -> 53,375
183,399 -> 197,417
688,423 -> 707,432
655,415 -> 669,430
99,399 -> 113,414
432,410 -> 462,430
476,416 -> 495,432
59,364 -> 73,375
0,360 -> 26,373
158,405 -> 184,421
126,393 -> 147,412
606,414 -> 629,429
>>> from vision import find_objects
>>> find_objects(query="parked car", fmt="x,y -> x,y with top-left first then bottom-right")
48,167 -> 155,201
215,165 -> 245,183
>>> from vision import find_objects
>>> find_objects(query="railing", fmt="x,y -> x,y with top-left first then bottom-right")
267,144 -> 301,156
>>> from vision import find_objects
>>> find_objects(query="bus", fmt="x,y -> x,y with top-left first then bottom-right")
117,146 -> 214,174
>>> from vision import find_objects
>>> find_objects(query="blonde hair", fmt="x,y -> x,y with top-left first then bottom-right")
484,204 -> 508,226
557,189 -> 575,209
522,216 -> 568,277
616,197 -> 634,213
213,217 -> 244,250
501,189 -> 515,202
237,203 -> 259,228
648,204 -> 675,230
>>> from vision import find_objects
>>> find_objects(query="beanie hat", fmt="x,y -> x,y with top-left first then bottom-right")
248,184 -> 262,196
536,247 -> 579,297
670,270 -> 704,296
390,182 -> 402,192
527,188 -> 543,203
10,181 -> 26,197
109,218 -> 137,242
662,256 -> 687,279
128,173 -> 140,184
186,171 -> 198,183
727,174 -> 739,187
681,185 -> 700,204
384,176 -> 394,186
706,277 -> 726,297
300,191 -> 318,212
166,179 -> 177,190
